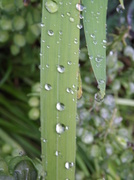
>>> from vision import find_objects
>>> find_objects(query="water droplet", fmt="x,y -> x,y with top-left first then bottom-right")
42,40 -> 45,43
48,30 -> 54,36
116,4 -> 124,14
76,3 -> 85,12
55,151 -> 61,156
93,40 -> 97,45
61,14 -> 64,17
59,30 -> 62,35
89,55 -> 93,60
45,84 -> 52,91
98,79 -> 105,84
40,53 -> 43,56
43,139 -> 47,143
41,23 -> 45,27
77,24 -> 83,29
94,92 -> 104,103
79,14 -> 84,19
45,1 -> 58,13
57,65 -> 65,73
74,38 -> 78,44
56,123 -> 65,134
95,55 -> 103,63
56,102 -> 65,111
65,162 -> 74,169
68,61 -> 72,65
90,34 -> 95,38
103,39 -> 107,44
66,88 -> 74,94
67,12 -> 70,16
47,45 -> 50,48
46,64 -> 49,68
72,85 -> 75,88
69,17 -> 74,22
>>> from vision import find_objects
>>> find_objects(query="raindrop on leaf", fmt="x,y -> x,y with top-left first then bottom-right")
65,162 -> 74,169
56,123 -> 65,134
76,3 -> 85,12
56,102 -> 65,111
57,65 -> 65,73
45,0 -> 58,13
94,92 -> 104,103
45,84 -> 52,91
48,30 -> 54,36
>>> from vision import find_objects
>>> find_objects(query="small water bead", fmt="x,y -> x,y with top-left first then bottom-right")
40,23 -> 45,27
45,84 -> 52,91
61,14 -> 64,18
89,55 -> 93,60
45,0 -> 58,13
65,162 -> 74,169
94,92 -> 104,103
47,45 -> 50,48
59,30 -> 62,35
79,14 -> 84,19
40,53 -> 43,56
90,34 -> 95,38
93,40 -> 97,45
66,88 -> 74,94
116,4 -> 124,14
74,38 -> 78,44
67,12 -> 70,16
96,63 -> 100,68
72,85 -> 76,88
48,30 -> 54,36
56,123 -> 65,134
77,24 -> 83,30
95,55 -> 103,63
103,39 -> 107,44
56,102 -> 65,111
46,64 -> 49,68
76,3 -> 85,12
42,40 -> 45,43
55,151 -> 61,156
98,79 -> 105,85
69,17 -> 74,22
57,65 -> 65,73
68,61 -> 72,65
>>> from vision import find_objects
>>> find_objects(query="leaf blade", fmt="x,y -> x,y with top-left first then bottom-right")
82,0 -> 108,98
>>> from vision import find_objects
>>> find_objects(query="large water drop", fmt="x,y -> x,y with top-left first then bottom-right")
45,1 -> 58,13
45,84 -> 52,91
65,162 -> 74,169
56,123 -> 65,134
57,65 -> 65,73
76,3 -> 85,12
48,30 -> 54,36
56,102 -> 65,111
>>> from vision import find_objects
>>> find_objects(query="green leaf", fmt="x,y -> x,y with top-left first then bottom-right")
119,0 -> 125,9
82,0 -> 108,98
40,0 -> 79,179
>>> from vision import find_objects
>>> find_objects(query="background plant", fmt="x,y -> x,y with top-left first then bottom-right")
0,0 -> 134,179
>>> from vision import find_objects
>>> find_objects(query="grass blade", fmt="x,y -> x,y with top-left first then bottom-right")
82,0 -> 108,98
40,0 -> 79,179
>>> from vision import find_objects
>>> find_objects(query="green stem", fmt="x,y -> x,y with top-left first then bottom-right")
40,0 -> 79,179
115,98 -> 134,106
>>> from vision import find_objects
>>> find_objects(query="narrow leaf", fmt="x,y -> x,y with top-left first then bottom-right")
119,0 -> 125,9
82,0 -> 108,98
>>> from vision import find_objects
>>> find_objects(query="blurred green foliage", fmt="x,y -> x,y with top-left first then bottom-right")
0,0 -> 134,179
